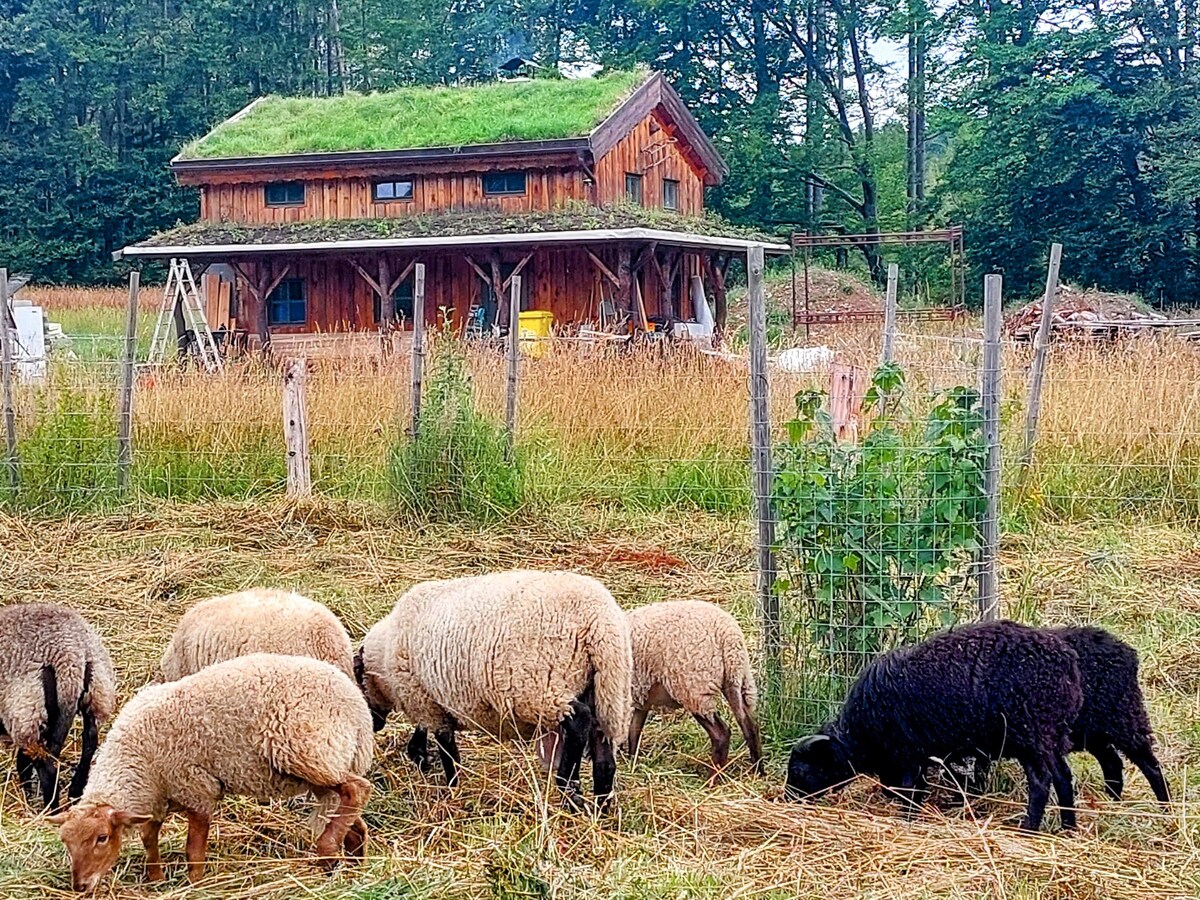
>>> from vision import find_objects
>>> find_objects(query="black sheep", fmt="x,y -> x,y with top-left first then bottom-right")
948,626 -> 1169,804
785,620 -> 1083,832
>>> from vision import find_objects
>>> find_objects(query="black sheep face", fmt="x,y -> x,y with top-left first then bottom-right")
786,733 -> 852,799
352,648 -> 390,733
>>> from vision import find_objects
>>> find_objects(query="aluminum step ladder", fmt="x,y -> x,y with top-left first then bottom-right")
147,258 -> 223,372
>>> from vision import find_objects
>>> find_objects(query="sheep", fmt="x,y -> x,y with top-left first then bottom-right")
785,620 -> 1083,832
356,569 -> 632,810
625,600 -> 763,778
49,653 -> 373,892
0,602 -> 116,810
946,625 -> 1169,805
159,588 -> 354,681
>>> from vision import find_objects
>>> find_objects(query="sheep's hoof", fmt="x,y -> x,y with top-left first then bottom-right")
559,787 -> 586,813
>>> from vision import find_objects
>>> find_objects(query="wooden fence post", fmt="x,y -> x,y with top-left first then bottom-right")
117,271 -> 140,495
410,262 -> 426,438
505,275 -> 521,449
881,262 -> 899,364
747,244 -> 780,670
1019,243 -> 1063,474
979,274 -> 1003,620
0,268 -> 17,494
282,359 -> 312,498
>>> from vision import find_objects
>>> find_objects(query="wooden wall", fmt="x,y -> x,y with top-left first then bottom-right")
593,111 -> 705,214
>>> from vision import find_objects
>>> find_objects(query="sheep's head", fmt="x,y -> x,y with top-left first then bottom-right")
49,805 -> 150,892
785,732 -> 852,800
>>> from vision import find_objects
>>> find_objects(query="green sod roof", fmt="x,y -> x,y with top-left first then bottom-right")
179,71 -> 648,161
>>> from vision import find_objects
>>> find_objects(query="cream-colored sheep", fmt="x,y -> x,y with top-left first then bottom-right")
627,600 -> 763,777
159,588 -> 354,681
50,653 -> 373,892
0,602 -> 116,810
357,569 -> 632,809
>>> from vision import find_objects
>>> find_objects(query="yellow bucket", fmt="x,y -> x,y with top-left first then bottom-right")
518,310 -> 554,358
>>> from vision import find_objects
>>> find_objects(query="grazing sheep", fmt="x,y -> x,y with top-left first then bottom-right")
785,620 -> 1083,832
50,653 -> 373,892
356,569 -> 632,810
626,600 -> 763,777
0,603 -> 116,810
159,588 -> 354,681
948,626 -> 1169,805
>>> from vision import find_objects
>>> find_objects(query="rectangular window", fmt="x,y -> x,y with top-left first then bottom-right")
483,171 -> 527,196
373,276 -> 415,324
267,278 -> 307,326
373,179 -> 414,202
264,181 -> 305,206
625,173 -> 644,205
663,178 -> 679,211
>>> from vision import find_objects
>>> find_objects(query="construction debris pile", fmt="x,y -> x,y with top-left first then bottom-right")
1005,286 -> 1175,341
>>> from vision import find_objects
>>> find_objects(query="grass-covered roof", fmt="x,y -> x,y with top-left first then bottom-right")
179,71 -> 647,161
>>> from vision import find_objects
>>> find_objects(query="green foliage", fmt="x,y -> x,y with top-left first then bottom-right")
388,342 -> 524,522
772,364 -> 986,718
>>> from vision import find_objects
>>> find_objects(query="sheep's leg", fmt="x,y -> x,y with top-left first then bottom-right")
14,750 -> 37,804
1050,755 -> 1076,831
67,702 -> 100,801
555,699 -> 592,812
626,708 -> 649,760
30,749 -> 60,812
1017,756 -> 1053,832
184,809 -> 211,884
313,776 -> 371,870
406,727 -> 432,774
590,725 -> 617,811
724,685 -> 764,774
692,713 -> 731,782
433,728 -> 460,787
1122,740 -> 1170,804
35,663 -> 69,811
141,820 -> 165,883
1088,742 -> 1125,801
343,816 -> 368,860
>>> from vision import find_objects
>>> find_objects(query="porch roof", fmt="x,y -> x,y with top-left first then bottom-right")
116,207 -> 790,260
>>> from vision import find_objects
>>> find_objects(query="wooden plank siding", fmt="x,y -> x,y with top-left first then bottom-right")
593,110 -> 705,214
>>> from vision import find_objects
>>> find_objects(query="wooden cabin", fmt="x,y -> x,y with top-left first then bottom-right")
119,70 -> 788,350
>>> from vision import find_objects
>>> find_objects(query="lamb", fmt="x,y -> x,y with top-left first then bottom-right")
947,626 -> 1169,805
785,620 -> 1083,832
159,588 -> 354,681
0,603 -> 116,810
356,569 -> 632,810
50,653 -> 373,892
625,600 -> 763,778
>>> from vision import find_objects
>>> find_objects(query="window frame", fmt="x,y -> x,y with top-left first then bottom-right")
662,178 -> 680,211
264,181 -> 306,207
372,179 -> 415,203
625,172 -> 644,206
267,278 -> 308,327
482,171 -> 528,196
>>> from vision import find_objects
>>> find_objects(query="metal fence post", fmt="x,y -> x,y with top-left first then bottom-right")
505,275 -> 521,450
881,262 -> 899,364
747,244 -> 780,668
117,271 -> 141,495
410,262 -> 426,438
0,268 -> 18,494
979,274 -> 1003,620
1020,243 -> 1063,475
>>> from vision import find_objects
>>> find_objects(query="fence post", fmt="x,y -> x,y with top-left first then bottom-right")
117,271 -> 140,495
881,262 -> 899,364
747,245 -> 780,670
505,275 -> 521,449
0,268 -> 17,494
282,359 -> 312,498
979,274 -> 1003,620
410,262 -> 426,438
1019,243 -> 1063,475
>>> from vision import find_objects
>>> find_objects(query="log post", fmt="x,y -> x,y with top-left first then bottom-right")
1020,243 -> 1063,475
489,255 -> 508,332
282,359 -> 312,498
117,271 -> 141,495
505,275 -> 522,450
0,268 -> 17,493
378,256 -> 394,330
979,274 -> 1003,621
616,247 -> 633,330
255,267 -> 272,353
410,263 -> 426,438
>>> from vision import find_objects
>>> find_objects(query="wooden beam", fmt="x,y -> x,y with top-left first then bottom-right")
388,259 -> 417,297
378,256 -> 394,327
501,252 -> 534,291
463,254 -> 491,285
586,251 -> 620,287
349,259 -> 383,296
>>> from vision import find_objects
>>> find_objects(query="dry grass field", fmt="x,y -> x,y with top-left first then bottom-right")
0,284 -> 1198,898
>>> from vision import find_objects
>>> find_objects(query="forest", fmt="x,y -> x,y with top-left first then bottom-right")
1,0 -> 1198,304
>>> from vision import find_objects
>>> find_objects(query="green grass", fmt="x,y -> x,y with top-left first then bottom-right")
180,71 -> 646,159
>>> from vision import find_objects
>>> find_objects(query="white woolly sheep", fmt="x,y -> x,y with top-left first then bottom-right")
626,600 -> 763,778
159,588 -> 354,681
356,569 -> 632,810
0,602 -> 116,810
50,653 -> 373,892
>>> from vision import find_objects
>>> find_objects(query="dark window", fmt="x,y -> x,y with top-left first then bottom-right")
264,181 -> 305,206
267,278 -> 307,326
625,173 -> 644,205
483,171 -> 527,196
373,276 -> 415,324
663,178 -> 679,211
373,179 -> 414,202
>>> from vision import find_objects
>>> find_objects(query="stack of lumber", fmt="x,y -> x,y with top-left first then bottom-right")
1005,286 -> 1170,341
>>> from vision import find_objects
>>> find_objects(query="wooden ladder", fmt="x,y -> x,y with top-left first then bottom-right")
147,258 -> 223,373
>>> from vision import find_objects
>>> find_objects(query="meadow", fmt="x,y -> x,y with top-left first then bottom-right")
0,283 -> 1198,897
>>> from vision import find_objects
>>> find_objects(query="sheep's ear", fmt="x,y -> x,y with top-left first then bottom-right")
794,734 -> 832,752
107,810 -> 152,828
